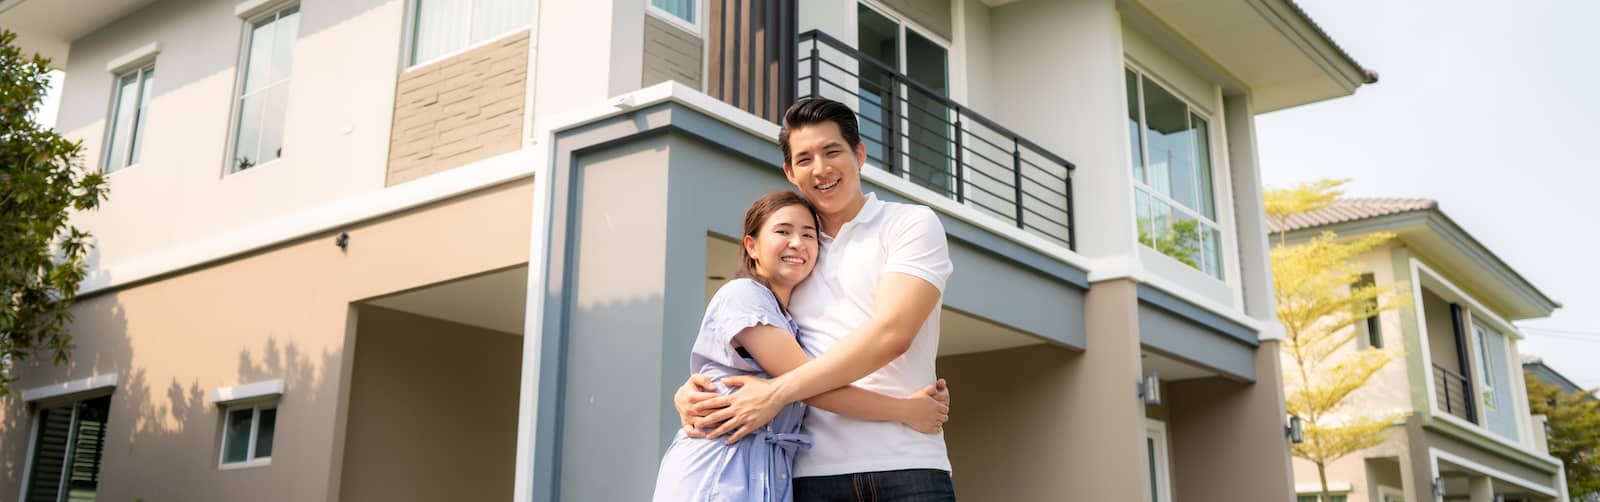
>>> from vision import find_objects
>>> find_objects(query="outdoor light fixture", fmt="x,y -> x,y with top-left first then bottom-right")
1285,415 -> 1304,444
1137,371 -> 1161,406
335,232 -> 349,251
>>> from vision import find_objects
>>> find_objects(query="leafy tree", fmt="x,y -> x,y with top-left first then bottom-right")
1525,372 -> 1600,501
0,30 -> 108,395
1138,217 -> 1206,269
1268,179 -> 1408,502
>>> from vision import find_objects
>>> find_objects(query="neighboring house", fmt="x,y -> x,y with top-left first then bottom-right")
0,0 -> 1371,500
1524,356 -> 1600,502
1273,199 -> 1568,502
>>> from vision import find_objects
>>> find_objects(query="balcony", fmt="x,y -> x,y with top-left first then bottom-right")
1433,363 -> 1476,422
794,30 -> 1077,250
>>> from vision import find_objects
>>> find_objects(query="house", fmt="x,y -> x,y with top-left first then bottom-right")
0,0 -> 1371,500
1273,199 -> 1568,502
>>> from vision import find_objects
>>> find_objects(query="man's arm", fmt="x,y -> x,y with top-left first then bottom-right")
697,272 -> 942,441
733,323 -> 948,431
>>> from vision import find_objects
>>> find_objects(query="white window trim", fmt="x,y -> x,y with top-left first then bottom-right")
20,374 -> 118,403
104,42 -> 160,74
234,0 -> 293,19
102,63 -> 156,175
646,0 -> 702,35
1125,64 -> 1228,281
223,3 -> 299,176
402,0 -> 533,70
1146,419 -> 1173,502
218,400 -> 278,470
211,378 -> 284,405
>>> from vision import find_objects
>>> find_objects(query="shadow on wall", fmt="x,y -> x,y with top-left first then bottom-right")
2,294 -> 339,501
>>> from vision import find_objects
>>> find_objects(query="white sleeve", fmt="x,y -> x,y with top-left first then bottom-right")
881,206 -> 953,292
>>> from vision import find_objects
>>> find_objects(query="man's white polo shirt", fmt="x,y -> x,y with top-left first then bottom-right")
789,192 -> 954,477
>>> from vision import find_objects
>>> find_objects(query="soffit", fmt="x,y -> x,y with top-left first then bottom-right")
0,0 -> 161,66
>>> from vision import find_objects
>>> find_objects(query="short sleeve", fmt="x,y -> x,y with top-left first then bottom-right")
882,206 -> 954,292
691,279 -> 792,372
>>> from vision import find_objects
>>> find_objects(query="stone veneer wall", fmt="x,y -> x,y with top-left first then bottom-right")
387,32 -> 528,186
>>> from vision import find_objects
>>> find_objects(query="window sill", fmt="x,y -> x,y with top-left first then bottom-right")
219,458 -> 272,471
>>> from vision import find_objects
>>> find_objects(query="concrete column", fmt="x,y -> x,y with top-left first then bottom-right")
1469,476 -> 1494,502
1223,94 -> 1276,321
1166,339 -> 1296,502
1071,278 -> 1153,500
1404,417 -> 1440,502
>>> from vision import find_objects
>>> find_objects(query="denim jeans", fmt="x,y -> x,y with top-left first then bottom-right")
793,469 -> 956,502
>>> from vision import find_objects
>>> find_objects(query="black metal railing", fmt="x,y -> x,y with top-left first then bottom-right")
1434,364 -> 1477,422
795,30 -> 1076,250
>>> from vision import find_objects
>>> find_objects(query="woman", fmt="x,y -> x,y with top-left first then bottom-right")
652,191 -> 949,502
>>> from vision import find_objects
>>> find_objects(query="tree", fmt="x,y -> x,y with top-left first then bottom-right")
1525,372 -> 1600,501
0,30 -> 108,396
1268,179 -> 1408,502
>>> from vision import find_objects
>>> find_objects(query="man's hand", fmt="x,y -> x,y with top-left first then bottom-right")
673,374 -> 720,439
693,375 -> 786,444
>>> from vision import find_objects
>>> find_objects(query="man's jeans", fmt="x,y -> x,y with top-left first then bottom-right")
793,469 -> 956,501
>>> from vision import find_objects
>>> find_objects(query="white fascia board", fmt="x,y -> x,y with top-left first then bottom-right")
211,379 -> 284,405
21,373 -> 118,402
105,42 -> 159,74
233,0 -> 288,19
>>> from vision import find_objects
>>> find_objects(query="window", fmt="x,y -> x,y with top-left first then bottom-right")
1126,67 -> 1223,279
230,5 -> 299,173
23,395 -> 112,501
1297,496 -> 1348,502
409,0 -> 531,66
103,65 -> 154,173
1357,273 -> 1383,349
1145,420 -> 1173,502
648,0 -> 697,29
220,402 -> 277,467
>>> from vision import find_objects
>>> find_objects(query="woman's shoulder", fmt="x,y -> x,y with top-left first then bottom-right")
707,278 -> 781,315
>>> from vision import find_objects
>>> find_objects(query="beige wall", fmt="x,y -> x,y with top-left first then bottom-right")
0,179 -> 535,501
387,32 -> 529,186
59,0 -> 410,270
338,306 -> 521,502
1424,288 -> 1463,376
1166,340 -> 1297,502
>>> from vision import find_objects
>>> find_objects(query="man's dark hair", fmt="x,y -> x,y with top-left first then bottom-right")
778,98 -> 861,164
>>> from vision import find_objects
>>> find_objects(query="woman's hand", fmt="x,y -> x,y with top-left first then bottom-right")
674,374 -> 720,438
693,375 -> 787,444
899,379 -> 951,434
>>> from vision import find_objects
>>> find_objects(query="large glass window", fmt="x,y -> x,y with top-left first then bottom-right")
856,2 -> 953,198
230,5 -> 299,172
1126,67 -> 1223,279
23,395 -> 112,502
410,0 -> 531,65
649,0 -> 696,27
103,65 -> 154,173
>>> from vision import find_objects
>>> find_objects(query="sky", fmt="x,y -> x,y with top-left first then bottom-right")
1257,1 -> 1600,389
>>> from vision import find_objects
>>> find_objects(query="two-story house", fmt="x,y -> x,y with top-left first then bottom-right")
1274,199 -> 1568,502
1,0 -> 1371,500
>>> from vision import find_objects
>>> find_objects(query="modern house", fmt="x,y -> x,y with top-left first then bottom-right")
1273,199 -> 1568,502
1,0 -> 1371,500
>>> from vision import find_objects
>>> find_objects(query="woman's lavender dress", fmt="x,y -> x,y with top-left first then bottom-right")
652,278 -> 811,502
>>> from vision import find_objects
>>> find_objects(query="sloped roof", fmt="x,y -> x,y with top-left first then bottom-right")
1269,198 -> 1437,233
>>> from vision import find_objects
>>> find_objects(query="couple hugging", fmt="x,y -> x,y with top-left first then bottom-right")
653,98 -> 957,502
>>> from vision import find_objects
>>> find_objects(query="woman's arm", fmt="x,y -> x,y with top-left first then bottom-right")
733,324 -> 948,431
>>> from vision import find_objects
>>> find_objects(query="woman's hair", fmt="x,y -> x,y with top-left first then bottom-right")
735,191 -> 821,287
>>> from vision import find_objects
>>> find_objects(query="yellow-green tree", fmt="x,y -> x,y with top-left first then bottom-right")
1268,179 -> 1409,502
1525,372 -> 1600,500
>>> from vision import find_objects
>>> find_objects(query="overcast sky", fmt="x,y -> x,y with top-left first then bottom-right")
1257,1 -> 1600,389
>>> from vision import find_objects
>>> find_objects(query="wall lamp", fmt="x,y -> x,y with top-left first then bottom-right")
1137,371 -> 1161,406
1285,415 -> 1304,444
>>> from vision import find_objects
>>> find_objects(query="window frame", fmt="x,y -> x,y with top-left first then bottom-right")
101,63 -> 156,174
1145,419 -> 1174,502
1356,272 -> 1383,349
646,0 -> 702,35
403,0 -> 534,69
224,2 -> 300,175
1124,64 -> 1226,279
19,390 -> 115,502
217,400 -> 278,470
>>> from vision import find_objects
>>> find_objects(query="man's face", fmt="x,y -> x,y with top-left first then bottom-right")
782,121 -> 867,219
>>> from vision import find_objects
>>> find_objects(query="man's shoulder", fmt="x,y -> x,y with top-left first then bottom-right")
877,200 -> 943,228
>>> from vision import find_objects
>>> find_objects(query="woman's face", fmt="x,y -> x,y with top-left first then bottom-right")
745,204 -> 820,289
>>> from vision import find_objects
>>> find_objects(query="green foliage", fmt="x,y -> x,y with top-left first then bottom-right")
1138,217 -> 1205,269
1526,373 -> 1600,500
1268,179 -> 1409,502
0,30 -> 108,395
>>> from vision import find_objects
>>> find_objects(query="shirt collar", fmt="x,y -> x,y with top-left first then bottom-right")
822,192 -> 884,242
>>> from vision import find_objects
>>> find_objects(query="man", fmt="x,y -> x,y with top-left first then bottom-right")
674,97 -> 957,500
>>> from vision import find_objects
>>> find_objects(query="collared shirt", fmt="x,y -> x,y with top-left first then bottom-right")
789,192 -> 954,477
